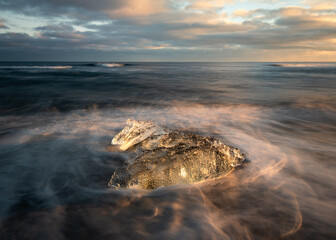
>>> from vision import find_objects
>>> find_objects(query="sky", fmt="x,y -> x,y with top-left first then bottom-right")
0,0 -> 335,61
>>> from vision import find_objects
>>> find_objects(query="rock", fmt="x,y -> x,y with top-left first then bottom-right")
108,120 -> 245,189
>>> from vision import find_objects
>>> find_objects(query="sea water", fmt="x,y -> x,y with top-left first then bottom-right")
0,62 -> 335,239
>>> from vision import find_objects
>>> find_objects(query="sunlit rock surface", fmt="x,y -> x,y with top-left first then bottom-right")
109,119 -> 245,189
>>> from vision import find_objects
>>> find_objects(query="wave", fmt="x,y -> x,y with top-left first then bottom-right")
101,63 -> 125,68
1,103 -> 335,239
84,63 -> 126,68
269,63 -> 335,68
0,66 -> 72,69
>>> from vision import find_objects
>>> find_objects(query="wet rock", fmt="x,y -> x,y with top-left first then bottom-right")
108,119 -> 245,189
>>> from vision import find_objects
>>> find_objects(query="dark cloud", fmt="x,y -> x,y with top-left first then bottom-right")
0,34 -> 255,62
0,33 -> 32,48
35,24 -> 74,32
275,16 -> 336,30
0,0 -> 169,19
34,25 -> 86,40
0,0 -> 134,12
0,0 -> 117,13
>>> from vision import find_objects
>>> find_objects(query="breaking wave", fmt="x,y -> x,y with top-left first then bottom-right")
269,63 -> 335,68
100,63 -> 125,68
0,66 -> 72,69
83,63 -> 126,68
1,103 -> 335,239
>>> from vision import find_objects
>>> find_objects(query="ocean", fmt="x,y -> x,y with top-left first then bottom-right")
0,62 -> 335,239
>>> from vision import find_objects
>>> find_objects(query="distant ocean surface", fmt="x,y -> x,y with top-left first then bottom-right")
0,62 -> 335,239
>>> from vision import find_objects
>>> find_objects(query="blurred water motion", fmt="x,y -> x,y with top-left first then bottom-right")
0,62 -> 335,239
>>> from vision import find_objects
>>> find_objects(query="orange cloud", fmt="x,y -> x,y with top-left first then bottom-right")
303,0 -> 336,10
279,7 -> 305,17
186,0 -> 231,11
0,21 -> 8,29
104,0 -> 168,18
233,9 -> 249,17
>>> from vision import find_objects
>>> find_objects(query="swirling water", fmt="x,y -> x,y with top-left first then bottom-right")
0,62 -> 335,239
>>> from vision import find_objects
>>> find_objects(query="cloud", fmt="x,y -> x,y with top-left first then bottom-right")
0,22 -> 8,29
35,25 -> 74,32
0,0 -> 170,19
223,6 -> 336,51
233,9 -> 249,17
275,15 -> 336,29
34,24 -> 86,40
186,0 -> 231,11
0,33 -> 32,48
235,6 -> 336,20
303,0 -> 336,10
0,0 -> 336,61
0,18 -> 8,29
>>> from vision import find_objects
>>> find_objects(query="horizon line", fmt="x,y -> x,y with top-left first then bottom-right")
1,61 -> 336,63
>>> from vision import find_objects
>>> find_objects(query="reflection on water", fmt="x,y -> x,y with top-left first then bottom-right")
0,62 -> 335,239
